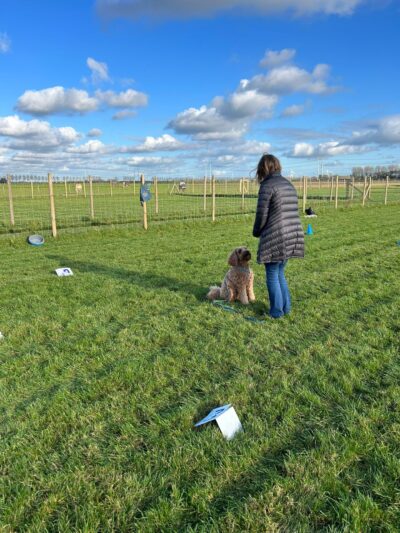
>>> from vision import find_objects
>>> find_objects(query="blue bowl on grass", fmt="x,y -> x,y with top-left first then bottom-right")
27,234 -> 45,246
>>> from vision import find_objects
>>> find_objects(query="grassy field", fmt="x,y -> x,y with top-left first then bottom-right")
1,204 -> 400,531
1,178 -> 399,235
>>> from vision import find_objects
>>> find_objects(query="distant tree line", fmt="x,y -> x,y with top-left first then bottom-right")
351,165 -> 400,179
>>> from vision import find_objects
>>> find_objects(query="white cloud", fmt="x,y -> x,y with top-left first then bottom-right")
290,114 -> 400,158
121,134 -> 184,152
215,87 -> 278,119
240,140 -> 272,154
0,115 -> 52,137
0,32 -> 11,53
16,87 -> 98,115
215,154 -> 246,165
291,141 -> 367,158
250,64 -> 337,96
168,105 -> 247,140
96,89 -> 148,108
16,86 -> 148,116
260,49 -> 296,68
112,110 -> 137,120
168,80 -> 279,141
280,103 -> 307,117
67,140 -> 110,154
169,52 -> 337,141
0,115 -> 80,151
87,57 -> 110,83
97,0 -> 363,19
195,129 -> 247,141
345,115 -> 400,146
87,128 -> 102,137
125,156 -> 176,167
292,142 -> 317,157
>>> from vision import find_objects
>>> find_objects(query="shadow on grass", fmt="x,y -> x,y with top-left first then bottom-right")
135,424 -> 330,530
46,255 -> 207,301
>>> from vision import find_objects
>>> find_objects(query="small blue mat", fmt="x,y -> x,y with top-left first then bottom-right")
27,234 -> 45,246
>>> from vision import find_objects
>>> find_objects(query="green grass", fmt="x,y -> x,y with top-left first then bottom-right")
1,204 -> 400,531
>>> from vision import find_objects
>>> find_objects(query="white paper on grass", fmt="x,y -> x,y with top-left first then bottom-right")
195,404 -> 243,440
0,332 -> 4,340
55,267 -> 73,277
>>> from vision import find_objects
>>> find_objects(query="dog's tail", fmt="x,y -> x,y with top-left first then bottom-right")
207,286 -> 221,300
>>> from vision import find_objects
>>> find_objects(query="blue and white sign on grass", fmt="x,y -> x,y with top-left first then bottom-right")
195,404 -> 243,440
55,267 -> 74,277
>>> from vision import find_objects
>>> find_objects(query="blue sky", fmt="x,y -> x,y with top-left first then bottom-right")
0,0 -> 399,178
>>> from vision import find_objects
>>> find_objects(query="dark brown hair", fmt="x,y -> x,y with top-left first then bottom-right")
256,154 -> 282,183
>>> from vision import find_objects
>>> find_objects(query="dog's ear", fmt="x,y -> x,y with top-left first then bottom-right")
228,249 -> 239,266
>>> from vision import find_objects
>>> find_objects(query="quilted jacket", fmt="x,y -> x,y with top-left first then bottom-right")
253,172 -> 305,264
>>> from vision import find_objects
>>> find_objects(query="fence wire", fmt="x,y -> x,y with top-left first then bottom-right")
0,175 -> 399,236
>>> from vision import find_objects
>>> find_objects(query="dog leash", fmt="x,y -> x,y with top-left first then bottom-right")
211,300 -> 265,324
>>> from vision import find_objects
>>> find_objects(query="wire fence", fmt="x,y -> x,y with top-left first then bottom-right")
0,174 -> 399,236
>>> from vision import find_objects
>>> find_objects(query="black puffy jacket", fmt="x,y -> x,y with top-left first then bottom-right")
253,173 -> 304,264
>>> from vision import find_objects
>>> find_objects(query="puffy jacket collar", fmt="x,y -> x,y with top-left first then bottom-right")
261,172 -> 281,185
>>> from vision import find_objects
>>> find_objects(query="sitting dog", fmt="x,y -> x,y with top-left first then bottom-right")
207,247 -> 255,305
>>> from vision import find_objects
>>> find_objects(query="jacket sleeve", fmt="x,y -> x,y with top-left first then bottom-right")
253,182 -> 273,238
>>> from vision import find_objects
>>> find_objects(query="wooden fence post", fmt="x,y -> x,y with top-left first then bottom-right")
141,174 -> 148,230
154,176 -> 159,214
368,176 -> 372,199
241,178 -> 245,211
48,173 -> 57,237
83,180 -> 86,198
7,175 -> 15,226
302,176 -> 307,212
203,176 -> 207,211
335,175 -> 339,209
31,180 -> 34,199
89,175 -> 95,219
212,175 -> 216,222
384,175 -> 389,205
362,176 -> 367,206
330,177 -> 334,202
225,179 -> 228,194
351,177 -> 355,200
306,177 -> 308,207
133,178 -> 136,196
64,178 -> 68,198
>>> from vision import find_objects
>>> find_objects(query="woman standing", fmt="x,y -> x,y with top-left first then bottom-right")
253,154 -> 304,318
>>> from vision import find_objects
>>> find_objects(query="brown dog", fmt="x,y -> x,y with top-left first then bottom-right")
207,247 -> 255,305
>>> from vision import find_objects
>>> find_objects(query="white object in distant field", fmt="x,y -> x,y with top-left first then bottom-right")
55,267 -> 74,277
0,332 -> 4,341
195,404 -> 243,440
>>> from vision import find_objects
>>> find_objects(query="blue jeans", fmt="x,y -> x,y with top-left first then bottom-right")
265,261 -> 291,318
